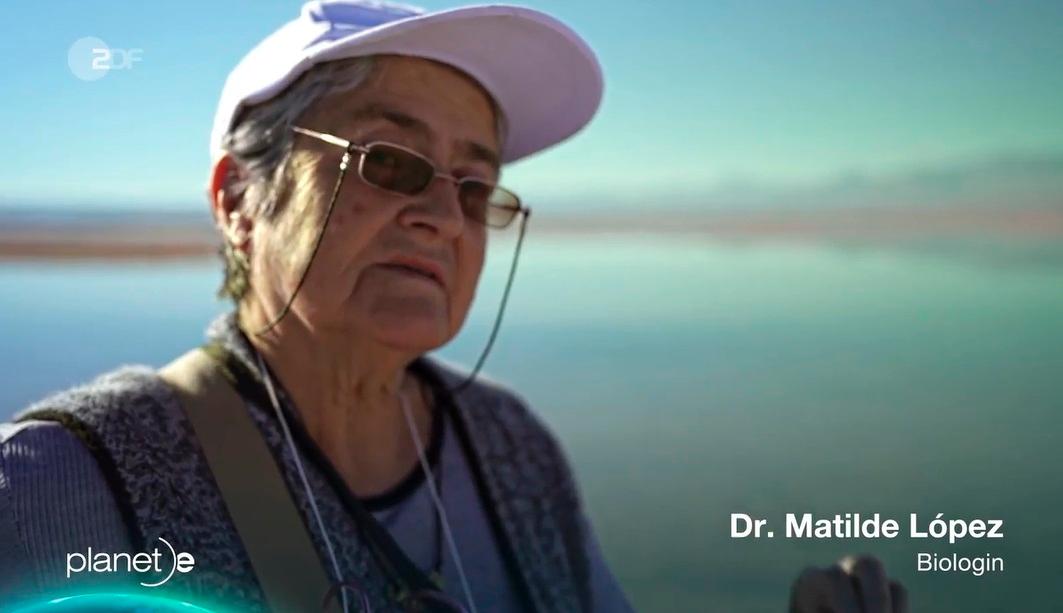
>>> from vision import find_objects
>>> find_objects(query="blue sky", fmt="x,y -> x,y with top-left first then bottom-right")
1,0 -> 1061,212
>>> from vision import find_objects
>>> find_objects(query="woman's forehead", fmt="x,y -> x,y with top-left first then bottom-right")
350,101 -> 501,171
312,56 -> 501,159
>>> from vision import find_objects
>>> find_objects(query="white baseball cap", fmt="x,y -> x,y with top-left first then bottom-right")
210,0 -> 604,165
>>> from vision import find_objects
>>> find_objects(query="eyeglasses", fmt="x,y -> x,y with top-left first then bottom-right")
292,125 -> 524,229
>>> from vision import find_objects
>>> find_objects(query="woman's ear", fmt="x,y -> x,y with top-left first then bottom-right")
209,154 -> 254,251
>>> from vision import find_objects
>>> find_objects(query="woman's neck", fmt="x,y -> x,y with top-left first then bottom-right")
240,308 -> 435,498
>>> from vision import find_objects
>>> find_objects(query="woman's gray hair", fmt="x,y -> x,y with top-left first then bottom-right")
215,55 -> 508,302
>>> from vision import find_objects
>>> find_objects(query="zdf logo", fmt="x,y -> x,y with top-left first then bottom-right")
68,36 -> 143,81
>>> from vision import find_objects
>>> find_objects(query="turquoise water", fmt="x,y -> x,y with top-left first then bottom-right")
2,236 -> 1062,611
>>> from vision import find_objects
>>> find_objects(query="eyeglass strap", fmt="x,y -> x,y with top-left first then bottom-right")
451,207 -> 531,394
250,147 -> 354,336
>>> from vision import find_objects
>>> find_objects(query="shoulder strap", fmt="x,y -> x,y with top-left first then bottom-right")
207,343 -> 451,607
158,348 -> 340,613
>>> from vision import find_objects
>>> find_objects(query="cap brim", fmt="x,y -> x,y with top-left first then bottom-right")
238,5 -> 603,164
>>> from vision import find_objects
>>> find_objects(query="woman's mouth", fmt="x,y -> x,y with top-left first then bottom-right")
376,256 -> 446,288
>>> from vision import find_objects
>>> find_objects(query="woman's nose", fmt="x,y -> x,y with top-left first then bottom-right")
401,175 -> 467,239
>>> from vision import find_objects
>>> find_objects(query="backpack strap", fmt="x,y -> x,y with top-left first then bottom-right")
159,347 -> 340,613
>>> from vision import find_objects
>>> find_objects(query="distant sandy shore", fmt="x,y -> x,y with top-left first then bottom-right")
0,226 -> 218,261
1,207 -> 1061,261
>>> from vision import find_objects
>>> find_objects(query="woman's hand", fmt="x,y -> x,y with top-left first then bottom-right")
789,555 -> 908,613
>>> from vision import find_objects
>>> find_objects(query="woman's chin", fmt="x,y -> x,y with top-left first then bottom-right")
370,314 -> 454,353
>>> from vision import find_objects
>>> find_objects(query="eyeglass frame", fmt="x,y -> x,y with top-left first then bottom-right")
290,125 -> 527,229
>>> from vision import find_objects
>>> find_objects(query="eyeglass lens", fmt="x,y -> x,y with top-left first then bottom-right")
358,144 -> 517,228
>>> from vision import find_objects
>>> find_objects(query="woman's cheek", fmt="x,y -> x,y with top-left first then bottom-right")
451,245 -> 486,330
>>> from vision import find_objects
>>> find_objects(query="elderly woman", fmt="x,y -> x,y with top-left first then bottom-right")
1,2 -> 907,612
1,2 -> 633,612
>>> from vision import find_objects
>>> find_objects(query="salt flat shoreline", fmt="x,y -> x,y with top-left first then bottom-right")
0,226 -> 219,261
1,207 -> 1061,261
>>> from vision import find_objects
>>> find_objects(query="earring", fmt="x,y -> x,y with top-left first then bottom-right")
225,240 -> 250,267
225,212 -> 250,248
221,239 -> 251,300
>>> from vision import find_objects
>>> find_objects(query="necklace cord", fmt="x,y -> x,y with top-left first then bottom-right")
400,393 -> 478,613
252,347 -> 474,613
